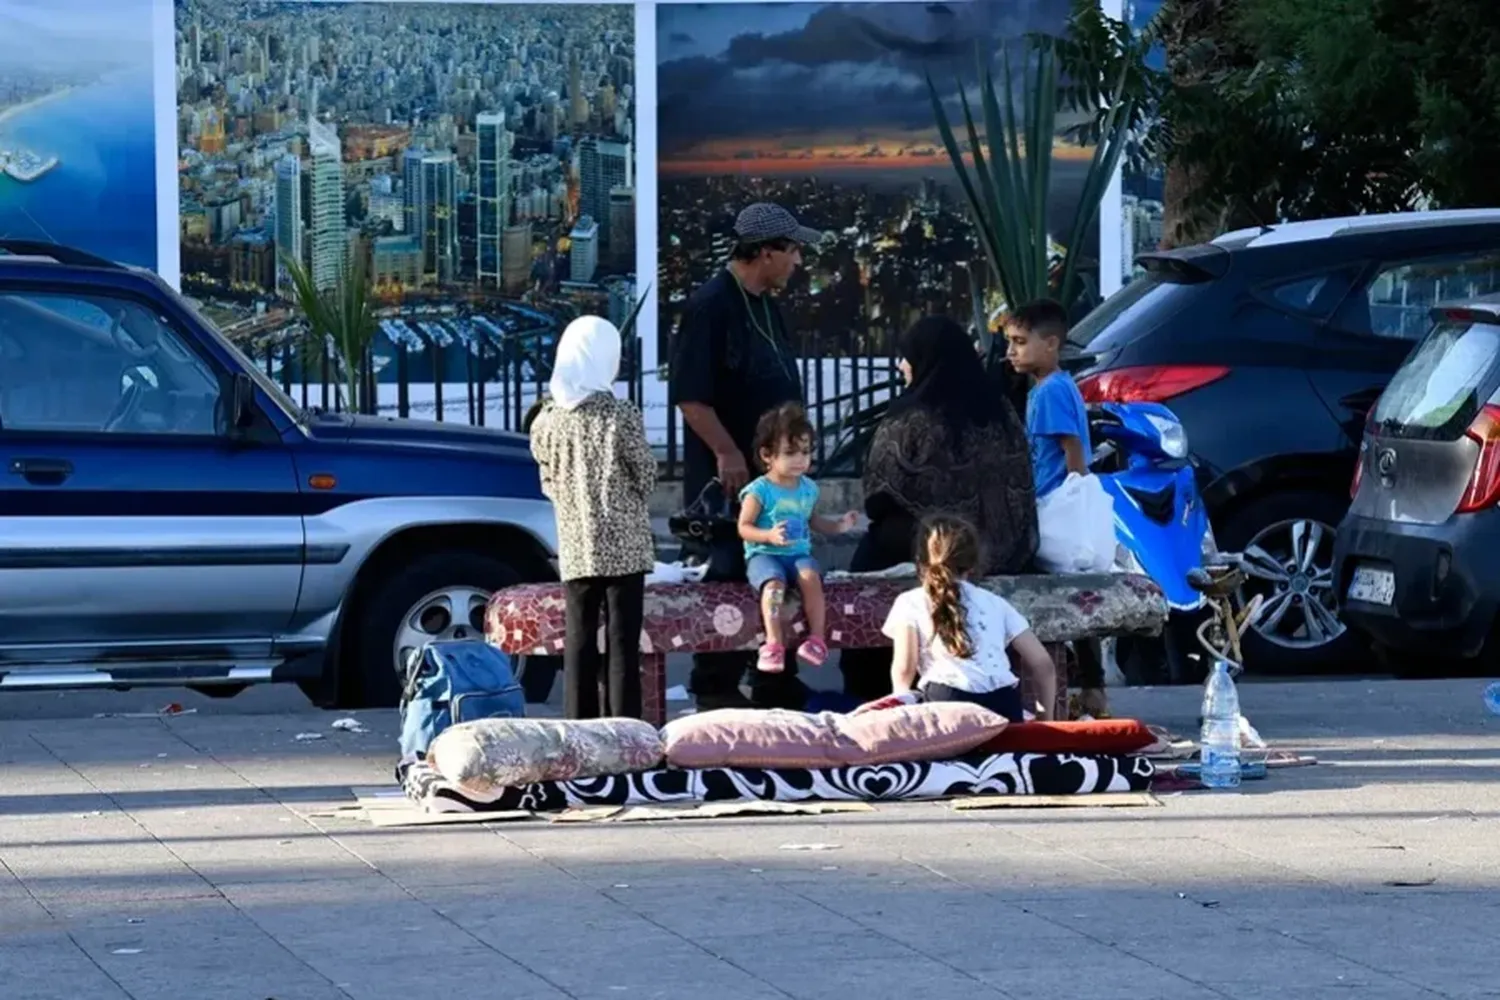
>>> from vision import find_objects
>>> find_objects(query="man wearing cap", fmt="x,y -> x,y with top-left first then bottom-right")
670,202 -> 822,711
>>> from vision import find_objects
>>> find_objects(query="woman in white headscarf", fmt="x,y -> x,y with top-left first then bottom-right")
529,316 -> 657,720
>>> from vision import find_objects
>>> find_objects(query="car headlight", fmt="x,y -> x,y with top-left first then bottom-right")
1145,413 -> 1189,459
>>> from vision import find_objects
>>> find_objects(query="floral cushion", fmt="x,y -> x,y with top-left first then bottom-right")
426,717 -> 664,795
661,702 -> 1007,770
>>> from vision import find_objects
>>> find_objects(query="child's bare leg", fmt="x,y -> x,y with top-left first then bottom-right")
798,569 -> 826,638
758,581 -> 787,673
760,581 -> 786,646
795,566 -> 830,666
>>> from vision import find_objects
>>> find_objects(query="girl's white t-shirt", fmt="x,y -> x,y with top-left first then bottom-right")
880,582 -> 1030,693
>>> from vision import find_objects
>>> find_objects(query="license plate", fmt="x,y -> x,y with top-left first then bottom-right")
1348,566 -> 1395,606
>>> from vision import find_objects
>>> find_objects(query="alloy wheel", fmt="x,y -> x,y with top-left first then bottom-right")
1238,518 -> 1345,650
392,586 -> 491,676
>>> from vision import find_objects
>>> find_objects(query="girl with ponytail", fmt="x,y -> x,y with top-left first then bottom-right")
879,515 -> 1056,721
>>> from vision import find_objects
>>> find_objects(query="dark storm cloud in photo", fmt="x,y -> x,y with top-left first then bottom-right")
656,0 -> 1072,159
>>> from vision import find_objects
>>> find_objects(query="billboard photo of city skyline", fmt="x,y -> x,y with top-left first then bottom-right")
175,0 -> 637,418
655,0 -> 1092,364
0,0 -> 160,269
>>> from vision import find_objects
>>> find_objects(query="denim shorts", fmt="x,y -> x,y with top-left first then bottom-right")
746,553 -> 822,594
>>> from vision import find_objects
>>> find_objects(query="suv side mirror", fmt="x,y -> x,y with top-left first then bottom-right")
230,372 -> 256,432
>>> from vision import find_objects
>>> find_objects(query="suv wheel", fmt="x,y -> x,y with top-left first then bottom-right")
340,550 -> 526,708
1220,491 -> 1363,674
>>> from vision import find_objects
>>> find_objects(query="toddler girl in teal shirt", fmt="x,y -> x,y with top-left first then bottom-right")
737,403 -> 859,673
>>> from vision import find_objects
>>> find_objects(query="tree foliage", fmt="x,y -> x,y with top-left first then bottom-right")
1056,0 -> 1500,246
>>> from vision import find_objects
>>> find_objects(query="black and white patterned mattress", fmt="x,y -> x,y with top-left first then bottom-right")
401,752 -> 1155,814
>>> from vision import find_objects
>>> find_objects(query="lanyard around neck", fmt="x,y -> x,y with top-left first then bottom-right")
729,269 -> 793,378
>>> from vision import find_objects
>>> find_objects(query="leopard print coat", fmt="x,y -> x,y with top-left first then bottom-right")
529,394 -> 657,582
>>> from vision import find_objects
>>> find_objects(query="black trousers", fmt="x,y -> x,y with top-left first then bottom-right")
688,650 -> 806,711
1073,638 -> 1105,689
924,681 -> 1025,723
837,512 -> 916,702
563,573 -> 645,720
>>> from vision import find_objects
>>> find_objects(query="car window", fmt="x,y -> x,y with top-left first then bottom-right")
1265,269 -> 1358,317
0,291 -> 222,436
1067,274 -> 1197,353
1371,320 -> 1500,439
1341,252 -> 1500,341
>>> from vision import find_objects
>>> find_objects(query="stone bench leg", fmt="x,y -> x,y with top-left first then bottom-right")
642,653 -> 667,727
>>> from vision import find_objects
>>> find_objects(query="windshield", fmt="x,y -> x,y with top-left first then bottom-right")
1371,320 -> 1500,440
181,299 -> 305,418
1067,274 -> 1196,353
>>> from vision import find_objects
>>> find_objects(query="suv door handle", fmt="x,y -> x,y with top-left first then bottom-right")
9,457 -> 74,486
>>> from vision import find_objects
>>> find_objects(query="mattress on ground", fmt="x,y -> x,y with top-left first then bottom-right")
402,752 -> 1155,814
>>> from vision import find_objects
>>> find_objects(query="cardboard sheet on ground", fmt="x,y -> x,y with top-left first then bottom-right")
337,787 -> 531,827
951,791 -> 1162,810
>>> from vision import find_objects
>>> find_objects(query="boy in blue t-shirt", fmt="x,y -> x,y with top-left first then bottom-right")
738,403 -> 859,674
1005,299 -> 1091,498
1006,298 -> 1110,719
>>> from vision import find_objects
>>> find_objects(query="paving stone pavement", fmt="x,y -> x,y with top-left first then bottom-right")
3,678 -> 1500,1000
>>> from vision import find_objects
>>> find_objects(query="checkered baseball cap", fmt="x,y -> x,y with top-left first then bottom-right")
733,203 -> 825,246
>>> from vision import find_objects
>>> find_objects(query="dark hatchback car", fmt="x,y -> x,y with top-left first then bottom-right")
1065,210 -> 1500,673
1335,299 -> 1500,669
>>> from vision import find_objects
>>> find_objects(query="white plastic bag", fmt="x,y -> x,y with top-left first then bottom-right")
1035,472 -> 1116,574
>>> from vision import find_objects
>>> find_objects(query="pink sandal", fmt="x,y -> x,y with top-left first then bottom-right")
757,643 -> 786,673
798,634 -> 829,667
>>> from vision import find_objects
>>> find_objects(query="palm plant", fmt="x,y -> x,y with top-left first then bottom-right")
926,24 -> 1137,315
282,252 -> 378,414
822,13 -> 1139,475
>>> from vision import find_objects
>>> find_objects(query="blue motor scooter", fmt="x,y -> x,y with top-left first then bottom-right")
1087,401 -> 1229,684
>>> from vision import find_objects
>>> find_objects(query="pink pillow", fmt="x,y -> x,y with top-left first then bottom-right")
662,709 -> 853,770
840,702 -> 1008,764
661,703 -> 1007,770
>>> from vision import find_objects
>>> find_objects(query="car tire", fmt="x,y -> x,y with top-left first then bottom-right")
342,550 -> 525,709
1219,491 -> 1366,674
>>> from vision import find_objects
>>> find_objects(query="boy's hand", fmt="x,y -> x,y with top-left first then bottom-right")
838,511 -> 861,534
766,522 -> 789,547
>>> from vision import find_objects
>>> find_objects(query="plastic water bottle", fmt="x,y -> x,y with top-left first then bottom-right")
1199,660 -> 1242,789
1485,682 -> 1500,716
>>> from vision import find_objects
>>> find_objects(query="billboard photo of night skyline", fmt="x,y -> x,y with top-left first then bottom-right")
655,0 -> 1093,362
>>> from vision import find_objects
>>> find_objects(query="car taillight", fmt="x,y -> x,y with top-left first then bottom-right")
1077,365 -> 1231,404
1456,403 -> 1500,513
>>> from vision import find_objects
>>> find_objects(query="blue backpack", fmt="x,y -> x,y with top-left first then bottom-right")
398,640 -> 525,762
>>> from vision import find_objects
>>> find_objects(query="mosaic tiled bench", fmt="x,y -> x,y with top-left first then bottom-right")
486,573 -> 1168,725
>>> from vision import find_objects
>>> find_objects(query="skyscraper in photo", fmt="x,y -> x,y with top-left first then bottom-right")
405,148 -> 458,284
569,215 -> 598,284
502,222 -> 532,294
577,137 -> 629,248
607,186 -> 634,273
476,111 -> 512,288
306,116 -> 346,290
568,51 -> 587,128
273,154 -> 302,296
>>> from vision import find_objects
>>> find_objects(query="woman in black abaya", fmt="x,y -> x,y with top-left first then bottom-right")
838,315 -> 1039,702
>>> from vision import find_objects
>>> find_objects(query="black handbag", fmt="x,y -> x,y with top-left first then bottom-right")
669,478 -> 746,582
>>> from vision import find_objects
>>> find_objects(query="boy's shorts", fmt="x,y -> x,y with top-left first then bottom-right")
746,553 -> 822,595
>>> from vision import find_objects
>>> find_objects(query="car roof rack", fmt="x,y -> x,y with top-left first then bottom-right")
0,239 -> 123,270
